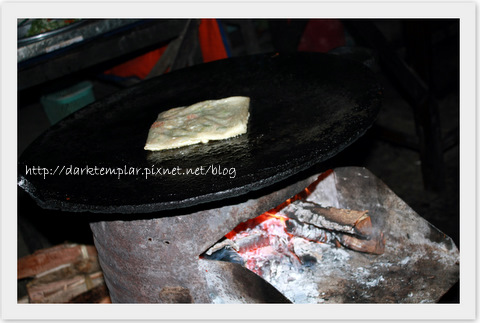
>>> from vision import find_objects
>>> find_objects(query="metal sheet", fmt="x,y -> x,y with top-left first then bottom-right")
18,52 -> 382,214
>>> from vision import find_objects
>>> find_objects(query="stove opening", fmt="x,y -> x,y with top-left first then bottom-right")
200,169 -> 385,303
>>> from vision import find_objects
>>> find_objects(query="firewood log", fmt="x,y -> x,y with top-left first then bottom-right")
18,243 -> 98,279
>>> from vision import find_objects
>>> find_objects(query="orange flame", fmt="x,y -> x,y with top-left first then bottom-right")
225,169 -> 333,240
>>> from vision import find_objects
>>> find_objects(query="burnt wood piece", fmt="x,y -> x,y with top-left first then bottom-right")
282,200 -> 373,237
234,232 -> 271,253
284,209 -> 384,255
285,218 -> 336,244
18,52 -> 382,214
335,231 -> 385,255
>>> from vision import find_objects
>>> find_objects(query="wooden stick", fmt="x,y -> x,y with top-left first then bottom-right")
27,271 -> 105,303
285,219 -> 336,244
18,244 -> 98,280
283,201 -> 373,237
336,232 -> 386,255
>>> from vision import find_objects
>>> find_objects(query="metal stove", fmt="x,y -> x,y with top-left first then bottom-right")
89,167 -> 459,303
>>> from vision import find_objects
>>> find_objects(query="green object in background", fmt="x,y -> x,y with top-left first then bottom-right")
25,19 -> 80,37
41,81 -> 95,125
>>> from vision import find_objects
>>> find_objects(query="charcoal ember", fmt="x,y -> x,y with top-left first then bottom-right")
285,218 -> 336,244
299,255 -> 317,267
234,232 -> 271,253
290,237 -> 323,267
202,246 -> 245,265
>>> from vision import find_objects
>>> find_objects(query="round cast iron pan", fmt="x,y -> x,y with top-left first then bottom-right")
18,52 -> 382,214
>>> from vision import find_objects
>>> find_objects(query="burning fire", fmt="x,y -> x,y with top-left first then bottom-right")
226,169 -> 333,240
203,168 -> 384,278
202,169 -> 385,304
224,170 -> 334,275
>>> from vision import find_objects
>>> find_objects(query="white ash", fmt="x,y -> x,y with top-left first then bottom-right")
264,242 -> 353,303
279,201 -> 356,234
364,275 -> 385,288
235,226 -> 353,303
285,219 -> 337,244
399,256 -> 411,265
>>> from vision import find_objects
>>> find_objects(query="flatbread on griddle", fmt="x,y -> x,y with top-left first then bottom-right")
144,96 -> 250,151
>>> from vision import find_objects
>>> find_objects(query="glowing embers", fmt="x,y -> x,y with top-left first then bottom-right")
215,172 -> 333,275
202,170 -> 386,302
230,214 -> 296,276
205,173 -> 329,276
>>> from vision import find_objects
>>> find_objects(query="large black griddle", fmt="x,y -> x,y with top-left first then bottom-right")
18,52 -> 382,214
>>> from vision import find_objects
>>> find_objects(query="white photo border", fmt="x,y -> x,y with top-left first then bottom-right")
2,1 -> 475,322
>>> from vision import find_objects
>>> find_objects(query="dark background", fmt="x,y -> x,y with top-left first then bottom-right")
17,19 -> 460,302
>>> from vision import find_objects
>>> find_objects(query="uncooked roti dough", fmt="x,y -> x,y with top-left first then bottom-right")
144,96 -> 250,151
